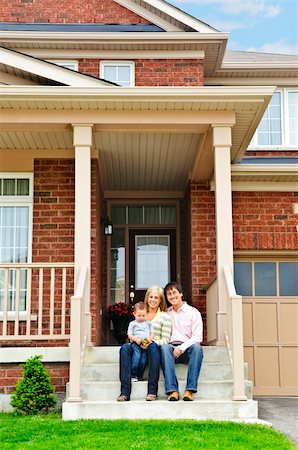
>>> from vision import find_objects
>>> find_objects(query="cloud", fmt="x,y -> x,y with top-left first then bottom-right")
171,0 -> 281,18
245,39 -> 298,55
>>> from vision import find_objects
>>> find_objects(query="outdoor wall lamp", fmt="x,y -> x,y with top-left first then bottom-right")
101,217 -> 113,236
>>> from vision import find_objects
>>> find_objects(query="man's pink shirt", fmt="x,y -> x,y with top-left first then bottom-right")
167,301 -> 203,353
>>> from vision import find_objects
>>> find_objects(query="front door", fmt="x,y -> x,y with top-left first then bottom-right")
129,229 -> 176,303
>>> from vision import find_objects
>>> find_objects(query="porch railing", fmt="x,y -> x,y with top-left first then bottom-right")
67,265 -> 89,402
0,263 -> 74,341
206,277 -> 217,344
223,265 -> 247,401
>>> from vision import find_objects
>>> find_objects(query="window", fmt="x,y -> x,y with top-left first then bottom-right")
48,61 -> 78,71
100,61 -> 135,86
250,89 -> 298,148
111,205 -> 176,225
0,174 -> 33,312
234,260 -> 298,297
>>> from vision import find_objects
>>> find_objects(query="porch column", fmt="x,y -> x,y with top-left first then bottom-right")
73,124 -> 93,345
212,126 -> 233,346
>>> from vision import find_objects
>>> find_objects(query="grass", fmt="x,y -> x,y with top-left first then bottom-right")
0,413 -> 296,450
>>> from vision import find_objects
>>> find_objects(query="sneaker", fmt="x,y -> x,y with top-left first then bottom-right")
131,377 -> 138,382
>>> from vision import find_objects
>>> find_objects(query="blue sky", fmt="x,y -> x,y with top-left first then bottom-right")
169,0 -> 298,55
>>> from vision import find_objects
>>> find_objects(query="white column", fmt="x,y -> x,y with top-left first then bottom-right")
73,124 -> 93,344
213,125 -> 233,346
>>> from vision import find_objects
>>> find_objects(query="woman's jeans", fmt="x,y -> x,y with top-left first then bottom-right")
160,343 -> 203,394
119,342 -> 161,399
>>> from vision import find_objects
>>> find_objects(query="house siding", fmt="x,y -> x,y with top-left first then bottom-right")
1,0 -> 150,24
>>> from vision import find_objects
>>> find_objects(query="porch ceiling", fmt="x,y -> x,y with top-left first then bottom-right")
0,85 -> 275,192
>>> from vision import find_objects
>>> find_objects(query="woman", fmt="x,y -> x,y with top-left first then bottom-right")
117,285 -> 172,402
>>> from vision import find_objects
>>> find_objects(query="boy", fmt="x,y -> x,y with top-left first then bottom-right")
127,301 -> 154,381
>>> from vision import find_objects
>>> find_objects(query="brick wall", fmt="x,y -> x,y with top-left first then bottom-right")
135,59 -> 204,86
0,0 -> 150,23
233,191 -> 298,250
79,59 -> 205,86
0,362 -> 69,395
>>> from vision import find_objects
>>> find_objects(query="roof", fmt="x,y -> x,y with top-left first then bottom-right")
239,157 -> 298,165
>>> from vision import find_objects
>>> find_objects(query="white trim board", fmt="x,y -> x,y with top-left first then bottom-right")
0,347 -> 70,363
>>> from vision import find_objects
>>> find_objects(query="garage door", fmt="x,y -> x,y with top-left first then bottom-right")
235,260 -> 298,396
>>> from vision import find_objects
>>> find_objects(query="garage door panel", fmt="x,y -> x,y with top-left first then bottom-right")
280,303 -> 298,343
280,347 -> 298,387
255,347 -> 279,387
254,303 -> 278,342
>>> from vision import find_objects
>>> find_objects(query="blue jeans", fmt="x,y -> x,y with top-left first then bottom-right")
119,342 -> 161,399
160,343 -> 203,394
131,343 -> 147,378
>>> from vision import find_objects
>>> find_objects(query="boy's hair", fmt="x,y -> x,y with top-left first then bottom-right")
164,281 -> 183,295
133,301 -> 146,312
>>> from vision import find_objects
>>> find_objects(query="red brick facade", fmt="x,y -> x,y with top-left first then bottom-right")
0,0 -> 150,24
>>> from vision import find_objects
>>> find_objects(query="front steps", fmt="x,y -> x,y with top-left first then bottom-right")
62,346 -> 258,420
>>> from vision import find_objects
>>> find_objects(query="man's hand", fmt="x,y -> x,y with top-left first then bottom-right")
173,347 -> 182,358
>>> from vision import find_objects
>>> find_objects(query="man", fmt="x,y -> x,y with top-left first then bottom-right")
161,281 -> 203,401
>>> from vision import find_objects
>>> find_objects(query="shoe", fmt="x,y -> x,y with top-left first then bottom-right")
131,377 -> 138,382
146,394 -> 157,401
167,391 -> 179,401
183,390 -> 194,401
117,395 -> 129,402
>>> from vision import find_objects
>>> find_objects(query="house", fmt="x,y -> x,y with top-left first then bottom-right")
0,0 -> 297,419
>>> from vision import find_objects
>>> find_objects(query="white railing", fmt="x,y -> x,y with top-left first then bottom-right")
0,263 -> 74,341
67,265 -> 89,402
223,265 -> 247,401
206,277 -> 217,344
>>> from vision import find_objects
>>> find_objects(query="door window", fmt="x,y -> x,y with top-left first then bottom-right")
135,235 -> 170,289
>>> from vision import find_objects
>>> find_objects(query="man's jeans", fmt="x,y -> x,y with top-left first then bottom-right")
160,343 -> 203,394
119,342 -> 161,399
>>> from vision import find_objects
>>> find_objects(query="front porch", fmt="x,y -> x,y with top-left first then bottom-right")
0,85 -> 275,418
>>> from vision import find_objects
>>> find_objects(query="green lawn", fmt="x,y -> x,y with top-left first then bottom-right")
0,413 -> 296,450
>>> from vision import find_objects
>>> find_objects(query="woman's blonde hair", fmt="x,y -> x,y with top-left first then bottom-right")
144,285 -> 167,312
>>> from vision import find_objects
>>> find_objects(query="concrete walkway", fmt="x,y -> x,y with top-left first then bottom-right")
256,397 -> 298,445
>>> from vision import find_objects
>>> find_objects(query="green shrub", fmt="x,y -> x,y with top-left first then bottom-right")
10,355 -> 56,415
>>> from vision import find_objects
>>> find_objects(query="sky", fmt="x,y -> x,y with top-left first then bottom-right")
168,0 -> 298,55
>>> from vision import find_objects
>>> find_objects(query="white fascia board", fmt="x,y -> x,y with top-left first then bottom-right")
211,179 -> 298,192
115,0 -> 181,31
0,85 -> 276,100
141,0 -> 217,33
231,164 -> 298,175
0,47 -> 109,87
0,31 -> 229,45
222,61 -> 298,70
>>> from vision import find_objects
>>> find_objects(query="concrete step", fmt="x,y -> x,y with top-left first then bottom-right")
79,379 -> 253,401
84,345 -> 230,364
63,399 -> 258,421
81,362 -> 248,382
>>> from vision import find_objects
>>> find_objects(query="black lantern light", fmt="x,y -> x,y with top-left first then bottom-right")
101,217 -> 113,236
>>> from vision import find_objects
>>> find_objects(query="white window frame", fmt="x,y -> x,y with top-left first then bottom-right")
0,173 -> 33,317
249,88 -> 298,150
47,60 -> 78,71
100,61 -> 135,87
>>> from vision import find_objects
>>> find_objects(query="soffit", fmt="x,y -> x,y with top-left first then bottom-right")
231,164 -> 298,183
